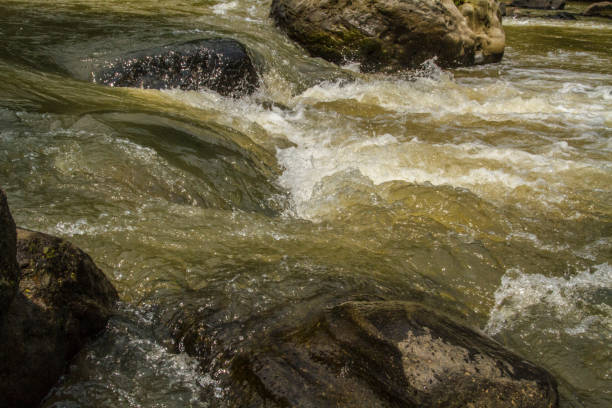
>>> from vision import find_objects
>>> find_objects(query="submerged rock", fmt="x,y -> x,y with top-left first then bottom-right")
0,189 -> 18,314
0,214 -> 118,407
229,301 -> 558,407
583,2 -> 612,17
270,0 -> 505,72
96,38 -> 259,97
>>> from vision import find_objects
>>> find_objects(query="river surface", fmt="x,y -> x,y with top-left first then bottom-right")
0,1 -> 610,407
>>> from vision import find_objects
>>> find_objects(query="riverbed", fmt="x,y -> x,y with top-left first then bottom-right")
0,1 -> 610,407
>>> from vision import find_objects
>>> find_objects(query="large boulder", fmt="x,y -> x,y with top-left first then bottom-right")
0,228 -> 118,407
0,189 -> 19,314
230,301 -> 558,407
96,38 -> 259,97
509,0 -> 565,9
583,2 -> 612,17
270,0 -> 505,72
165,294 -> 558,407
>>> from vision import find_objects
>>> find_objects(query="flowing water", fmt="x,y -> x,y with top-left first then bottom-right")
0,1 -> 610,407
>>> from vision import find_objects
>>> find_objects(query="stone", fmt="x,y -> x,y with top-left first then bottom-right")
96,38 -> 259,97
582,2 -> 612,17
510,0 -> 566,10
270,0 -> 505,72
227,301 -> 558,407
0,188 -> 19,314
542,11 -> 577,19
0,228 -> 118,408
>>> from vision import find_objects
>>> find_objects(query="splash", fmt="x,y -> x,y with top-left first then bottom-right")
485,263 -> 612,337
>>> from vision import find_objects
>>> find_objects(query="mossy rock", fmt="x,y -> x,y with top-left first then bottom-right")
270,0 -> 505,72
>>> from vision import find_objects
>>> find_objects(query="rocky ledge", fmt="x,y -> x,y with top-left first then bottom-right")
270,0 -> 505,72
0,189 -> 118,408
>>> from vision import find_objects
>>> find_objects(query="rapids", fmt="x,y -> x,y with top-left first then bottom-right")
0,1 -> 610,407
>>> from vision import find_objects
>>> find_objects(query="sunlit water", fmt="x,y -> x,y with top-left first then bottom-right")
0,1 -> 610,407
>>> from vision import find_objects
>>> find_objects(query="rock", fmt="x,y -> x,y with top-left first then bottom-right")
542,11 -> 577,19
96,38 -> 259,97
583,2 -> 612,17
230,301 -> 559,407
0,189 -> 19,314
270,0 -> 505,72
510,0 -> 565,9
0,228 -> 118,408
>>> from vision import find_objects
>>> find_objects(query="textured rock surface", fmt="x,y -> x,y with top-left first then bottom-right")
510,0 -> 565,9
96,38 -> 259,96
166,295 -> 558,407
270,0 -> 505,72
0,228 -> 118,408
583,2 -> 612,17
229,301 -> 559,407
0,189 -> 18,314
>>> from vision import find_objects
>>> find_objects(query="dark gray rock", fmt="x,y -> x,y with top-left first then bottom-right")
542,11 -> 577,19
510,0 -> 565,10
0,228 -> 118,408
582,2 -> 612,17
0,188 -> 18,315
165,293 -> 558,407
229,301 -> 559,407
96,38 -> 259,97
270,0 -> 505,72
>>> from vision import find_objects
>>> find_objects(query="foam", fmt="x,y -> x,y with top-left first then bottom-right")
485,264 -> 612,337
163,64 -> 611,220
503,18 -> 612,30
212,1 -> 238,15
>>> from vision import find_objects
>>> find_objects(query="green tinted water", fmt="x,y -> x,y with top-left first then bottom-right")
0,1 -> 610,407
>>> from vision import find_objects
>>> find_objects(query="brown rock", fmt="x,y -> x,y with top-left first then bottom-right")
0,228 -> 118,407
582,2 -> 612,17
270,0 -> 505,72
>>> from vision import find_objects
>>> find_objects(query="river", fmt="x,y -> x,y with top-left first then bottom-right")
0,1 -> 610,407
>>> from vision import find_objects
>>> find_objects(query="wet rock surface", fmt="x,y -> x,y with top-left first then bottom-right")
583,2 -> 612,17
164,295 -> 558,407
509,0 -> 565,10
96,38 -> 259,96
270,0 -> 505,72
0,221 -> 118,407
0,189 -> 18,314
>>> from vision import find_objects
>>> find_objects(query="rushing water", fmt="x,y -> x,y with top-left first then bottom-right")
0,1 -> 610,407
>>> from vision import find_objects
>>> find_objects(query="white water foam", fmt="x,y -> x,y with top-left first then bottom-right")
485,263 -> 612,337
503,18 -> 612,30
164,68 -> 612,219
212,1 -> 238,15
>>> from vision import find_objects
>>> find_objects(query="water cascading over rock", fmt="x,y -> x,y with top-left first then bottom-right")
270,0 -> 506,72
96,38 -> 260,97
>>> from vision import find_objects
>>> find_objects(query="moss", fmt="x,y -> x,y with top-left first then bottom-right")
454,0 -> 465,6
